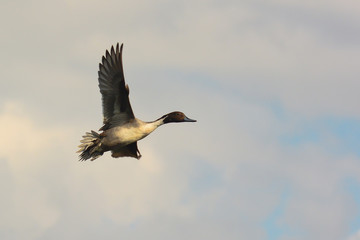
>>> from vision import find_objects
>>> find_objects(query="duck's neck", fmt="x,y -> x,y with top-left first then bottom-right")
149,117 -> 165,127
142,117 -> 165,134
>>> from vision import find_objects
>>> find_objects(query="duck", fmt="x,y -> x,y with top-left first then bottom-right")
78,43 -> 196,161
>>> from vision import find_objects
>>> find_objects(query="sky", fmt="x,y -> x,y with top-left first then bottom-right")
1,0 -> 360,239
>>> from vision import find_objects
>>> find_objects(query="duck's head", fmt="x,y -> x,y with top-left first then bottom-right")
162,111 -> 197,124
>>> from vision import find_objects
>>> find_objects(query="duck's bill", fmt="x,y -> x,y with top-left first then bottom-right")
184,116 -> 197,122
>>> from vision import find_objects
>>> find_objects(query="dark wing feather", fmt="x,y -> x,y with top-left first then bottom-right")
98,43 -> 135,130
110,142 -> 142,159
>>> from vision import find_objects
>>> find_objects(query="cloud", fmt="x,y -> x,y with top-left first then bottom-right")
349,230 -> 360,240
0,101 -> 68,239
1,0 -> 360,239
1,84 -> 360,239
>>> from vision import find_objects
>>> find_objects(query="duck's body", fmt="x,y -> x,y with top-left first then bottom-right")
78,43 -> 196,161
101,118 -> 162,147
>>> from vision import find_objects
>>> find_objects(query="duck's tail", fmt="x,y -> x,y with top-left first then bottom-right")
77,130 -> 104,161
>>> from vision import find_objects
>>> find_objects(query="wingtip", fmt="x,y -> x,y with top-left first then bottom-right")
105,49 -> 111,58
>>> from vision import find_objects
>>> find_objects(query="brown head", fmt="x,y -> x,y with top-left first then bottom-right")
162,111 -> 197,124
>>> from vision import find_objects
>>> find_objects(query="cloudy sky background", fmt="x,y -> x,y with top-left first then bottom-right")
1,0 -> 360,239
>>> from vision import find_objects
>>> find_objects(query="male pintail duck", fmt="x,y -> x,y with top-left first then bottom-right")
78,43 -> 196,161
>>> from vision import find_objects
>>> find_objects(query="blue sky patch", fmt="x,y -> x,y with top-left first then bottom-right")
344,178 -> 360,235
278,116 -> 360,156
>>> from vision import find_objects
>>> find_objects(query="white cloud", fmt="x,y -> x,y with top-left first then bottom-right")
348,230 -> 360,240
0,101 -> 68,167
0,101 -> 68,239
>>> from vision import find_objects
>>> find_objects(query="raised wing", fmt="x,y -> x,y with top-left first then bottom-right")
98,43 -> 135,130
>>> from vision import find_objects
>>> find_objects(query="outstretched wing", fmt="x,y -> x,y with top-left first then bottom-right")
98,43 -> 135,131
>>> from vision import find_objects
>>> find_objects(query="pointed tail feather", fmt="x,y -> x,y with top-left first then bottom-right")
77,130 -> 103,161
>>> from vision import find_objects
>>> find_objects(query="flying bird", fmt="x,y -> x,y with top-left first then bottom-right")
78,43 -> 196,161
